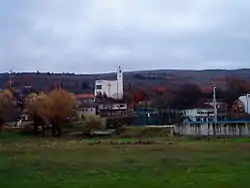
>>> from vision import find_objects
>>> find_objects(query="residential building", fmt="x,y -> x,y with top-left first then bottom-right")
239,94 -> 250,114
181,108 -> 215,123
75,93 -> 96,117
75,93 -> 95,105
95,98 -> 134,127
97,98 -> 128,117
78,104 -> 97,119
181,103 -> 227,123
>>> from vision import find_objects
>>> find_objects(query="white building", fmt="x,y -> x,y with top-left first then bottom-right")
94,66 -> 123,99
75,94 -> 97,118
181,108 -> 215,123
98,102 -> 127,111
239,94 -> 250,114
78,104 -> 97,118
96,99 -> 129,117
181,105 -> 227,123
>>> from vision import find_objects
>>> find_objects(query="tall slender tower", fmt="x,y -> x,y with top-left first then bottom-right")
212,83 -> 218,123
117,66 -> 123,99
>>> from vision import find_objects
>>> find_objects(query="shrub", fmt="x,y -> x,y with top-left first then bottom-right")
82,114 -> 106,136
19,123 -> 35,134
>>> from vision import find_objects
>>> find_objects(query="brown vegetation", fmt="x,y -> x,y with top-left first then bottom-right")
25,89 -> 77,136
82,114 -> 106,136
0,89 -> 13,132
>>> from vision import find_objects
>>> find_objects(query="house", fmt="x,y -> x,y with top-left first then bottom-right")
181,107 -> 215,123
94,66 -> 123,99
75,94 -> 96,117
181,103 -> 227,123
239,94 -> 250,114
95,98 -> 134,127
96,98 -> 128,117
77,104 -> 97,119
75,94 -> 95,105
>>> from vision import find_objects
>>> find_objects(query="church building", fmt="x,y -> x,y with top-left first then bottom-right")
94,66 -> 123,99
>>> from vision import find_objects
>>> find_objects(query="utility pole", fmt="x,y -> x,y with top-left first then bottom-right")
9,69 -> 13,89
212,83 -> 218,123
246,94 -> 249,114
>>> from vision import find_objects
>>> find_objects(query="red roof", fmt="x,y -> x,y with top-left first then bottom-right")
75,94 -> 95,99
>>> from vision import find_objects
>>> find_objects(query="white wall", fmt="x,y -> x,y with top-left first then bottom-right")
78,107 -> 96,118
183,108 -> 214,117
175,124 -> 250,136
94,66 -> 123,99
117,66 -> 123,99
95,80 -> 119,99
98,103 -> 127,110
182,108 -> 214,122
239,94 -> 250,114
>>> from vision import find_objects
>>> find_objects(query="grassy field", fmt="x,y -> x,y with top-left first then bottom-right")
1,133 -> 250,188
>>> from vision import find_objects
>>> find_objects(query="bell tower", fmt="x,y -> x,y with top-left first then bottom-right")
117,66 -> 123,99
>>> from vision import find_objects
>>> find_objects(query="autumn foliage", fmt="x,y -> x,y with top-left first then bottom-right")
25,89 -> 77,136
0,89 -> 13,129
132,88 -> 148,103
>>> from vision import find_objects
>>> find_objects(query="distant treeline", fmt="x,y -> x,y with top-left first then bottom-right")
133,74 -> 168,81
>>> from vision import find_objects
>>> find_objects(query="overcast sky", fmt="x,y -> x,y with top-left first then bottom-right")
1,0 -> 250,73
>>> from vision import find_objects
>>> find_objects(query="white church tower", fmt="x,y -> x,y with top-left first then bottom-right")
94,66 -> 124,99
116,66 -> 123,99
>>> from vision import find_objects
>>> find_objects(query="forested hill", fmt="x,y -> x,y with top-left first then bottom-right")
1,69 -> 250,94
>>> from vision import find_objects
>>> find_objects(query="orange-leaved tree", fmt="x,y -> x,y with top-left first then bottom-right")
25,92 -> 48,134
46,89 -> 77,136
0,89 -> 13,131
26,89 -> 77,136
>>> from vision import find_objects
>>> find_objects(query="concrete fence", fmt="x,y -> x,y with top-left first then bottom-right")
174,123 -> 250,136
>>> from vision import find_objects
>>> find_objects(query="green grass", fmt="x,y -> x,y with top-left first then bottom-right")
1,133 -> 250,187
115,126 -> 172,138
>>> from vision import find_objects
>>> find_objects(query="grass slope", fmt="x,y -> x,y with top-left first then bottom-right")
1,133 -> 250,188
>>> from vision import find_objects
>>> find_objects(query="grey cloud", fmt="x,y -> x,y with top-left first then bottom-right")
0,0 -> 250,73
